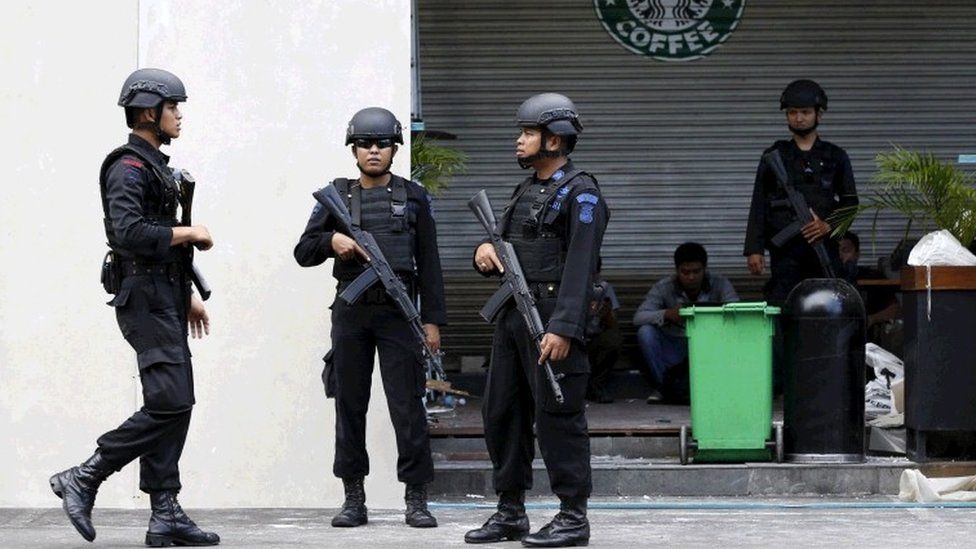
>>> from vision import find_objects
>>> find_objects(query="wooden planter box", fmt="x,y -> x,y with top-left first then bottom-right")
901,265 -> 976,461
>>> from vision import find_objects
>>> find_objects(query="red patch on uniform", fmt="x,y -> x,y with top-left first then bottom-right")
122,158 -> 144,168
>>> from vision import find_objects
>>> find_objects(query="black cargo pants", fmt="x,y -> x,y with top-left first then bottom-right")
482,300 -> 592,498
97,269 -> 194,493
324,295 -> 433,485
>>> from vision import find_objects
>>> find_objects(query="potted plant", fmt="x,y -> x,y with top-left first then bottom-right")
832,146 -> 976,461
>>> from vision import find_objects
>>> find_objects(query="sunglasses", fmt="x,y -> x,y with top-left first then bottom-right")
353,138 -> 395,149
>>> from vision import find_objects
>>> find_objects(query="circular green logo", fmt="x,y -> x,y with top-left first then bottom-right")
594,0 -> 746,62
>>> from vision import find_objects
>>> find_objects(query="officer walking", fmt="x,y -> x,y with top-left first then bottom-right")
49,68 -> 219,546
294,108 -> 445,529
744,79 -> 859,304
467,93 -> 608,547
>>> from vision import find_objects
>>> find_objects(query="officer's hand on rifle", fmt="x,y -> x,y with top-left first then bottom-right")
747,253 -> 765,275
423,323 -> 441,353
331,232 -> 370,262
171,225 -> 213,250
538,333 -> 570,364
187,293 -> 210,339
191,226 -> 214,251
474,242 -> 505,274
801,209 -> 831,244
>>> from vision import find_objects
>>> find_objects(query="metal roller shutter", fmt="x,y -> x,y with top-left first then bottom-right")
416,0 -> 976,362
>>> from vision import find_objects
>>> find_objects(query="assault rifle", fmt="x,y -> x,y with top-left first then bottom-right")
312,183 -> 446,381
468,189 -> 565,404
173,169 -> 212,300
763,150 -> 836,278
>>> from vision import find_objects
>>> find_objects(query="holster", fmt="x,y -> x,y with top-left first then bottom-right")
100,250 -> 122,294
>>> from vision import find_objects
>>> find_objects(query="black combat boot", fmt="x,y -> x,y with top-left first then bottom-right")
464,490 -> 530,544
404,483 -> 438,528
521,495 -> 589,547
331,477 -> 367,527
49,452 -> 113,542
145,491 -> 220,547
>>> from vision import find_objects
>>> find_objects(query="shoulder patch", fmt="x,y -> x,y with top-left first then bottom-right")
121,158 -> 144,169
579,203 -> 595,224
576,192 -> 599,205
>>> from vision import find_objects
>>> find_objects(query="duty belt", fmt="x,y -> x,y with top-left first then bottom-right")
337,276 -> 416,305
120,260 -> 182,278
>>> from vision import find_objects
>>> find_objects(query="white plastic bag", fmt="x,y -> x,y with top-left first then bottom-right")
865,378 -> 892,419
907,229 -> 976,266
864,343 -> 904,419
865,343 -> 904,381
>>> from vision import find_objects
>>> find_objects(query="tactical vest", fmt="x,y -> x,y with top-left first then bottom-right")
767,140 -> 839,236
98,145 -> 182,260
332,175 -> 417,278
499,168 -> 592,283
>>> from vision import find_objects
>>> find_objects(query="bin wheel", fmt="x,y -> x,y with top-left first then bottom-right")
679,425 -> 690,465
774,423 -> 784,463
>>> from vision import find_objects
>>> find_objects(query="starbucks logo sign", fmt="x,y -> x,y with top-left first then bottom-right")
594,0 -> 746,62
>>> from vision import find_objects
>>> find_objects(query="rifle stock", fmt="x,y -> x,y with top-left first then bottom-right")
173,168 -> 212,300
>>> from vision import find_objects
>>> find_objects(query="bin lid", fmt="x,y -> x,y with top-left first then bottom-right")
680,301 -> 780,317
783,279 -> 865,319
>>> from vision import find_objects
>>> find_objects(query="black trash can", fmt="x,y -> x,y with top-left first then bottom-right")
902,266 -> 976,461
782,278 -> 866,463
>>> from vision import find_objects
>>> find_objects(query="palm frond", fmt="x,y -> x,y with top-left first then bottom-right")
829,146 -> 976,246
410,133 -> 467,195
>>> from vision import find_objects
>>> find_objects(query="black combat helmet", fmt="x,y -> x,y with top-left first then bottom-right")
515,93 -> 582,168
345,107 -> 404,145
516,93 -> 583,136
118,68 -> 187,109
780,79 -> 828,111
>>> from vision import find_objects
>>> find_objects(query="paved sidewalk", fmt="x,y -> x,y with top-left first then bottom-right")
3,498 -> 975,548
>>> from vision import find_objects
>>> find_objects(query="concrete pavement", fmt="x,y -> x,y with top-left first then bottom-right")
3,497 -> 976,548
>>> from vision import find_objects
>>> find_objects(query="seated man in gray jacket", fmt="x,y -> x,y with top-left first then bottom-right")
633,242 -> 738,403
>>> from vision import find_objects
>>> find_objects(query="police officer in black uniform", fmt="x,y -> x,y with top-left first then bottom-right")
294,107 -> 446,529
466,93 -> 608,547
49,68 -> 219,546
744,79 -> 859,304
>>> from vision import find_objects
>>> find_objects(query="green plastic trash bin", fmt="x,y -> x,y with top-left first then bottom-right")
677,302 -> 782,464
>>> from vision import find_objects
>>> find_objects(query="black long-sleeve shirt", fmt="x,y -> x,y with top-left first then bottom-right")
294,176 -> 448,326
744,137 -> 858,258
103,134 -> 175,261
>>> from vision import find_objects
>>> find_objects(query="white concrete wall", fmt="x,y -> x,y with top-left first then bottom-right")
1,0 -> 411,509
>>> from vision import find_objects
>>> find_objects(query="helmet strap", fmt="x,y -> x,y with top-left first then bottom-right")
517,128 -> 563,169
789,118 -> 819,137
355,157 -> 394,176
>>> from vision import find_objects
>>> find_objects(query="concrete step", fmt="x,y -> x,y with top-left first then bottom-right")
430,458 -> 976,498
432,434 -> 681,461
